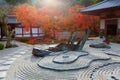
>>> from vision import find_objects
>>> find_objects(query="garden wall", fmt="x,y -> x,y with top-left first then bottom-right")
56,31 -> 85,40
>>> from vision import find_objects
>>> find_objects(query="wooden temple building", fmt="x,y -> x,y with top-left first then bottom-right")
80,0 -> 120,37
0,15 -> 44,39
0,15 -> 20,38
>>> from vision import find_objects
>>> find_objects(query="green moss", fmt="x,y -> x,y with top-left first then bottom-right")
0,43 -> 4,50
19,37 -> 29,42
108,36 -> 120,43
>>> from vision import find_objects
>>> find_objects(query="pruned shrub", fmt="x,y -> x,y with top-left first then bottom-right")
19,37 -> 29,42
108,36 -> 120,43
0,43 -> 4,50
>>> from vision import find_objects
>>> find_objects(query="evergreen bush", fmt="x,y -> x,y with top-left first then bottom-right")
19,37 -> 29,42
0,43 -> 4,50
108,36 -> 120,43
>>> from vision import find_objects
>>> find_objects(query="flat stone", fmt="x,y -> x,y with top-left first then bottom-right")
3,56 -> 10,59
8,58 -> 17,61
38,51 -> 110,71
0,71 -> 7,79
0,78 -> 6,80
53,51 -> 88,64
13,55 -> 22,58
19,52 -> 26,54
3,61 -> 14,65
7,54 -> 14,56
12,51 -> 19,54
0,60 -> 6,64
0,65 -> 10,71
89,42 -> 111,48
32,48 -> 51,57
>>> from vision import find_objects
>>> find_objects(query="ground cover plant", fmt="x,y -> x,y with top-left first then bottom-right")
108,36 -> 120,43
0,43 -> 4,50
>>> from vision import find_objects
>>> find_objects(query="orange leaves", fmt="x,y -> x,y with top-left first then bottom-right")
13,4 -> 40,27
60,5 -> 84,32
13,3 -> 100,37
60,4 -> 100,32
68,5 -> 84,13
24,25 -> 30,32
38,5 -> 59,16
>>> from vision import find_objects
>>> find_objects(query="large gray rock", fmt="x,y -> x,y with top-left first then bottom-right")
32,48 -> 51,57
48,43 -> 77,52
89,43 -> 111,48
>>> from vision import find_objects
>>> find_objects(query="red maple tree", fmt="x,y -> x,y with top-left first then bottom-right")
13,3 -> 40,35
13,4 -> 100,40
38,5 -> 61,38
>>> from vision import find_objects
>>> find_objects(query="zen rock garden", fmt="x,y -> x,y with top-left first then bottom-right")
5,39 -> 120,80
5,30 -> 120,80
0,0 -> 120,80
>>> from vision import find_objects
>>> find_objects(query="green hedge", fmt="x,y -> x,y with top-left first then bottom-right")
0,43 -> 4,50
19,37 -> 29,42
108,36 -> 120,43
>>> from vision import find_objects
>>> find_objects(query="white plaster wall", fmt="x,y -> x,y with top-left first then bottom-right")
118,18 -> 120,29
15,28 -> 22,34
100,19 -> 105,29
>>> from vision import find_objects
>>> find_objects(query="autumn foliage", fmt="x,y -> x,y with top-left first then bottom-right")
13,3 -> 100,39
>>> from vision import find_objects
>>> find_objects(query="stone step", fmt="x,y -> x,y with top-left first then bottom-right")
0,60 -> 6,64
0,65 -> 10,71
2,61 -> 14,65
0,71 -> 7,79
8,57 -> 17,61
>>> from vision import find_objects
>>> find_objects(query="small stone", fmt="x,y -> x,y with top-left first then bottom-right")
0,65 -> 10,71
19,52 -> 26,54
8,58 -> 17,61
3,56 -> 10,59
32,48 -> 51,57
89,42 -> 111,48
0,71 -> 7,79
3,61 -> 14,65
0,60 -> 6,64
13,55 -> 22,57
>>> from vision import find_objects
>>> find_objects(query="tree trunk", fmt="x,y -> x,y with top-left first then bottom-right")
6,33 -> 11,48
6,30 -> 14,48
52,30 -> 56,39
0,15 -> 13,48
1,15 -> 7,36
68,32 -> 74,44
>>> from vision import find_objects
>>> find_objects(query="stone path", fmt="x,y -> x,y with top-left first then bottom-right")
0,42 -> 33,80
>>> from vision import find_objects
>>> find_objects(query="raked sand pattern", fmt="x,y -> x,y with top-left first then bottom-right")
5,40 -> 120,80
0,42 -> 32,80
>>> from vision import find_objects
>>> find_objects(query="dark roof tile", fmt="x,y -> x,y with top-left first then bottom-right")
80,0 -> 120,12
7,15 -> 20,24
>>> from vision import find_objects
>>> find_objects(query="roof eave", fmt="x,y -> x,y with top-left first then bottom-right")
80,9 -> 101,16
7,22 -> 21,25
80,0 -> 120,15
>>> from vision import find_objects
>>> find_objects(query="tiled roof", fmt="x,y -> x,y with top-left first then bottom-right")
7,15 -> 20,24
80,0 -> 120,12
0,0 -> 7,6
